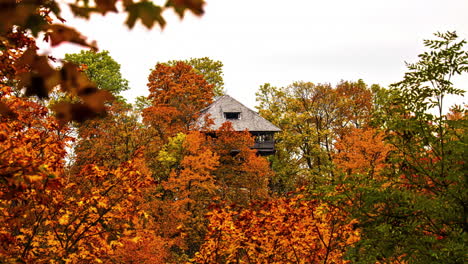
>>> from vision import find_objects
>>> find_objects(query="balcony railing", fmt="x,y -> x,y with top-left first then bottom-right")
253,141 -> 275,150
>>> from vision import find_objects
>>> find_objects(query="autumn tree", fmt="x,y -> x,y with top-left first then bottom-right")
156,131 -> 220,258
256,80 -> 374,192
0,83 -> 160,262
143,61 -> 214,141
345,31 -> 467,263
150,125 -> 273,260
195,193 -> 360,264
1,0 -> 206,122
334,127 -> 393,180
71,103 -> 148,171
210,122 -> 272,204
168,57 -> 225,97
0,84 -> 70,262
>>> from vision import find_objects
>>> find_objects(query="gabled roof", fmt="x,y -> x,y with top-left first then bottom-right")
197,95 -> 281,132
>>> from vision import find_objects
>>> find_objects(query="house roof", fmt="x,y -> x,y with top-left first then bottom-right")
197,95 -> 281,132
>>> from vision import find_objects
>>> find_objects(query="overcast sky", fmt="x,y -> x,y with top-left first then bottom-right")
41,0 -> 468,108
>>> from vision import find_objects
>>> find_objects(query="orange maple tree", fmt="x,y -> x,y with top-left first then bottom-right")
210,122 -> 272,204
72,102 -> 149,171
0,83 -> 159,263
143,62 -> 214,141
334,127 -> 393,179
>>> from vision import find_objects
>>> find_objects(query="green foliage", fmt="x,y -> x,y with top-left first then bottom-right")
134,95 -> 152,111
256,80 -> 374,193
167,57 -> 225,97
346,31 -> 468,264
391,31 -> 467,116
64,50 -> 130,98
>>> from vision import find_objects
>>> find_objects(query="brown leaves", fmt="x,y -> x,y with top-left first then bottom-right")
15,49 -> 113,123
46,24 -> 97,50
16,49 -> 59,98
123,0 -> 205,29
95,0 -> 119,14
52,102 -> 100,123
166,0 -> 205,17
0,0 -> 38,34
125,1 -> 166,29
0,102 -> 16,119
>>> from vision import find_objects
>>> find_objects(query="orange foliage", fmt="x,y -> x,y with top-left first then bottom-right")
212,122 -> 272,204
143,62 -> 214,140
0,84 -> 67,262
195,194 -> 360,264
334,127 -> 393,179
73,103 -> 149,170
0,85 -> 159,263
0,31 -> 36,83
163,131 -> 219,207
110,228 -> 170,264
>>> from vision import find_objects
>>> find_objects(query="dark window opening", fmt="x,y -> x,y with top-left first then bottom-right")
224,112 -> 240,120
255,133 -> 274,143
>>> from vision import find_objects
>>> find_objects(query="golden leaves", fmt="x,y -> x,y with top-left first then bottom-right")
196,196 -> 360,263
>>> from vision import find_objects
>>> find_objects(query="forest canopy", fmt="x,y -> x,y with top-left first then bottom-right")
0,1 -> 466,263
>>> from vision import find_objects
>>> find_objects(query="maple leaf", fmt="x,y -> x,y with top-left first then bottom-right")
95,0 -> 118,14
125,1 -> 166,29
46,24 -> 97,50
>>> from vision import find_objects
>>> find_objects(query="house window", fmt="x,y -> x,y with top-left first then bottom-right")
224,112 -> 240,120
255,133 -> 273,142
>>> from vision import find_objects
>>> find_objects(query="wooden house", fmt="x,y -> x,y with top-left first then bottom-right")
197,95 -> 281,155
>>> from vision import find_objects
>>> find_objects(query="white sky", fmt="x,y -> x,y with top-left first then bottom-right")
40,0 -> 468,108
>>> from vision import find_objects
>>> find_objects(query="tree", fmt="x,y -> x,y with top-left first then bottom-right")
256,80 -> 374,192
64,50 -> 129,98
345,31 -> 467,263
168,57 -> 225,97
0,84 -> 157,263
210,122 -> 272,204
1,0 -> 206,123
195,193 -> 360,264
71,103 -> 148,171
142,61 -> 214,140
135,57 -> 225,110
334,127 -> 393,179
0,84 -> 70,262
151,125 -> 273,260
158,131 -> 220,258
